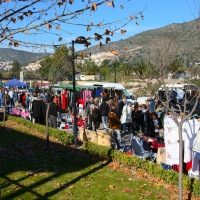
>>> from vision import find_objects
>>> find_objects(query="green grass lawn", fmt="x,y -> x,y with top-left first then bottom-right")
0,121 -> 176,200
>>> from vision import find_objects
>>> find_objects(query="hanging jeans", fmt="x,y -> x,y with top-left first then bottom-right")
101,116 -> 108,129
122,123 -> 131,132
49,115 -> 57,128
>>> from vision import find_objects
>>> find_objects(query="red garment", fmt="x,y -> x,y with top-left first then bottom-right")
78,98 -> 84,107
62,90 -> 68,110
22,94 -> 26,107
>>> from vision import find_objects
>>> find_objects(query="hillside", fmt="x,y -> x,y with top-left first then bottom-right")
0,48 -> 50,65
86,17 -> 200,62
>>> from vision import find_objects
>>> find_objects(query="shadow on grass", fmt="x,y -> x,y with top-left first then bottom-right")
0,125 -> 110,199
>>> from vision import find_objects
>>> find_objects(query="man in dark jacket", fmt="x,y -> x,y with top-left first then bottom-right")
117,98 -> 126,119
48,96 -> 58,128
92,103 -> 101,131
140,104 -> 154,136
99,99 -> 110,129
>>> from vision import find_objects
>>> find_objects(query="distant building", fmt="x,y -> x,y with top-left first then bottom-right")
25,60 -> 42,71
79,74 -> 103,81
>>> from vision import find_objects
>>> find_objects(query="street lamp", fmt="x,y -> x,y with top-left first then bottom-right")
72,36 -> 87,147
108,61 -> 116,83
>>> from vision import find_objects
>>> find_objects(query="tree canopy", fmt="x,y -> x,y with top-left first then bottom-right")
39,45 -> 72,84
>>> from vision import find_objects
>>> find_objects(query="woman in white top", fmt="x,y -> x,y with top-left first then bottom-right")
120,102 -> 132,132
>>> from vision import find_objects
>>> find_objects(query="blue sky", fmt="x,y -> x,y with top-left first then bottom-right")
0,0 -> 199,53
69,0 -> 199,51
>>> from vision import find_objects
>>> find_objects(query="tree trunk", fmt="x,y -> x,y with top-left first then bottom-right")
46,103 -> 50,148
3,93 -> 6,127
178,124 -> 183,200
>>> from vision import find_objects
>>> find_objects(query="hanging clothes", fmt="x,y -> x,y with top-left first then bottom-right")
164,117 -> 200,166
96,87 -> 103,97
182,119 -> 200,163
31,100 -> 46,125
82,90 -> 92,107
61,90 -> 68,110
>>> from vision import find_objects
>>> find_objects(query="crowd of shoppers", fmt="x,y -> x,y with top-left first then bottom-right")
84,94 -> 165,140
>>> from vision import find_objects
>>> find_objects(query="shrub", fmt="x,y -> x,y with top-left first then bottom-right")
7,116 -> 74,145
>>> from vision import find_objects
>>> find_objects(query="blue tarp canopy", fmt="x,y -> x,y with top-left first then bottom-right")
4,78 -> 27,87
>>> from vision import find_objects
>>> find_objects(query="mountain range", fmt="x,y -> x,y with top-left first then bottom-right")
86,17 -> 200,63
0,17 -> 200,65
0,48 -> 50,65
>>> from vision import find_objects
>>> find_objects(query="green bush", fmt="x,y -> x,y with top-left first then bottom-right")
192,179 -> 200,197
7,116 -> 74,145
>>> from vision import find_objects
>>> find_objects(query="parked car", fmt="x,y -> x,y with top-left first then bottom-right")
172,73 -> 190,79
157,83 -> 199,103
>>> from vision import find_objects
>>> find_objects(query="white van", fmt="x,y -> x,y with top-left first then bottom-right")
158,83 -> 199,91
157,83 -> 199,102
82,82 -> 136,103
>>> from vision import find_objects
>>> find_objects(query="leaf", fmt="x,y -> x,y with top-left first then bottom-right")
120,4 -> 124,9
81,53 -> 86,58
98,23 -> 102,27
136,22 -> 139,25
106,37 -> 110,44
46,24 -> 52,29
56,24 -> 60,30
57,2 -> 63,7
11,18 -> 16,23
87,26 -> 91,31
84,42 -> 91,48
94,33 -> 103,41
144,190 -> 153,196
58,37 -> 62,41
121,30 -> 127,34
91,3 -> 97,11
69,0 -> 74,4
122,188 -> 132,192
105,29 -> 112,35
109,185 -> 115,189
98,42 -> 102,48
55,183 -> 60,187
9,41 -> 12,45
27,10 -> 33,17
86,37 -> 92,40
14,42 -> 19,47
18,15 -> 24,21
107,1 -> 115,8
110,50 -> 118,55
